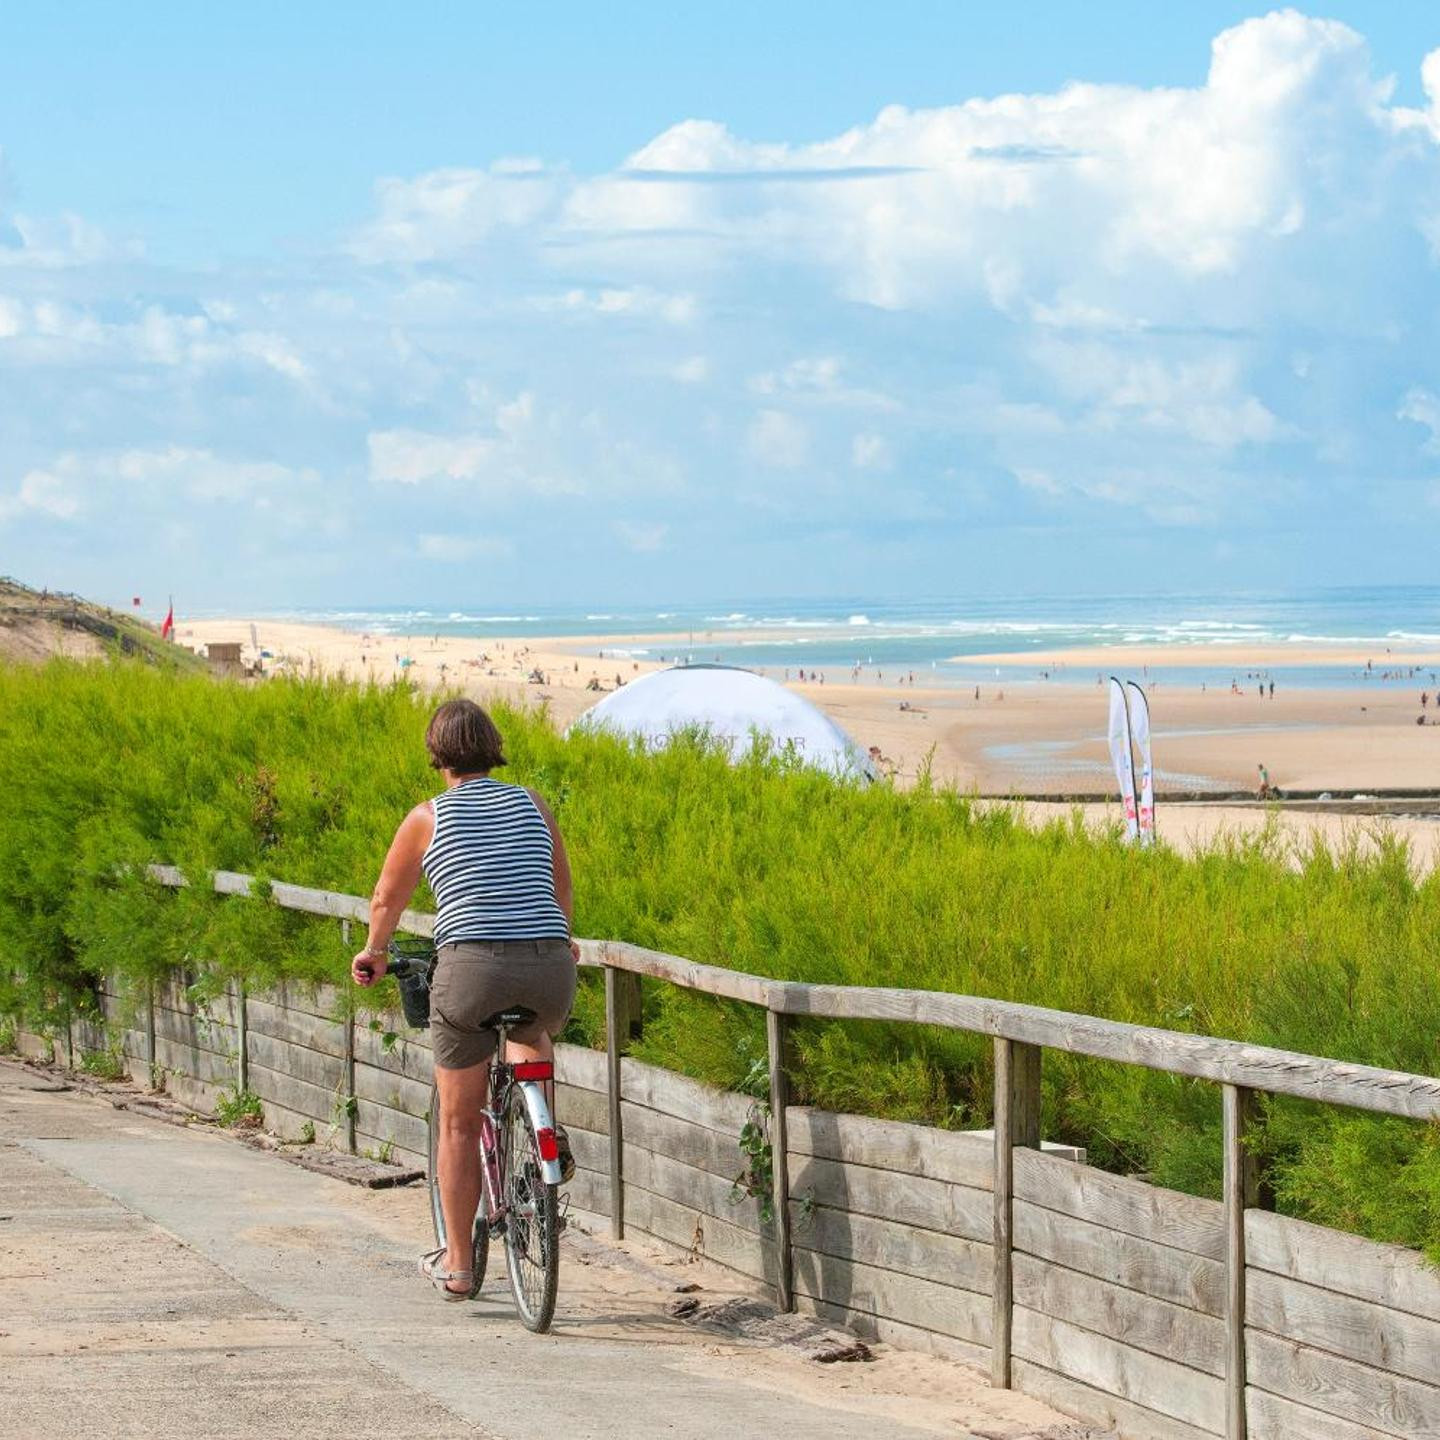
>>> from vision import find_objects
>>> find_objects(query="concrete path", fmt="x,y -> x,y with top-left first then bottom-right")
1,1059 -> 1099,1440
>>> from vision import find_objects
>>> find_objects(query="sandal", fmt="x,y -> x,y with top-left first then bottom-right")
419,1246 -> 473,1301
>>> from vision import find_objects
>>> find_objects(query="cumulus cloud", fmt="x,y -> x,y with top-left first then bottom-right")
747,409 -> 810,469
851,433 -> 892,470
6,11 -> 1440,595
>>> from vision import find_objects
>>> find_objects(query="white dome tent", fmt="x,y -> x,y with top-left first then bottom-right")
571,664 -> 876,782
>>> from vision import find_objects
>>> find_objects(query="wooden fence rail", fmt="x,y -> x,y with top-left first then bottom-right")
140,864 -> 1440,1440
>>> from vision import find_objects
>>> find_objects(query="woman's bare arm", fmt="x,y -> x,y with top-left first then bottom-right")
352,802 -> 433,985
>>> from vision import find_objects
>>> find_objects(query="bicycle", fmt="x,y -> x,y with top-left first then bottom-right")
385,938 -> 564,1332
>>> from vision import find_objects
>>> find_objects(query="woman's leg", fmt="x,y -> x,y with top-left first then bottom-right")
433,1059 -> 490,1288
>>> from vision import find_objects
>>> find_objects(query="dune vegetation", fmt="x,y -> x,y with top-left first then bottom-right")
2,658 -> 1438,1258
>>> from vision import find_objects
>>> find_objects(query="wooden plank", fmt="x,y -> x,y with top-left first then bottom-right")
626,1143 -> 765,1238
796,1294 -> 989,1370
150,1033 -> 235,1086
352,1098 -> 430,1158
351,1024 -> 432,1079
793,1201 -> 992,1295
1014,1200 -> 1224,1317
248,1060 -> 337,1123
1013,1307 -> 1225,1434
1013,1253 -> 1226,1377
555,1081 -> 609,1136
621,1100 -> 739,1181
619,1055 -> 755,1137
1013,1358 -> 1215,1440
1223,1084 -> 1259,1440
1014,1148 -> 1225,1260
246,1030 -> 345,1094
621,1183 -> 772,1287
244,996 -> 348,1059
788,1152 -> 992,1244
1249,1268 -> 1440,1390
1247,1331 -> 1440,1438
1246,1385 -> 1407,1440
793,1247 -> 991,1347
353,1062 -> 432,1118
165,1072 -> 226,1115
257,978 -> 350,1023
787,1106 -> 992,1190
151,1003 -> 236,1058
566,1124 -> 609,1176
565,1165 -> 610,1218
555,1041 -> 607,1092
1246,1209 -> 1440,1321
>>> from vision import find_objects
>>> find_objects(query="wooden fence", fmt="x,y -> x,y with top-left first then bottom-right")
17,864 -> 1440,1440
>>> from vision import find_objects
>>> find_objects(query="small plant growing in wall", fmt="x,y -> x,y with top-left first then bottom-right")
730,1101 -> 775,1224
215,1087 -> 263,1128
80,1046 -> 128,1082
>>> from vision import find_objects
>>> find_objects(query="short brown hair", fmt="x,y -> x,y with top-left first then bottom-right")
425,699 -> 507,773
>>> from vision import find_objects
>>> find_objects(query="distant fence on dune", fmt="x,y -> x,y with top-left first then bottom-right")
15,865 -> 1440,1440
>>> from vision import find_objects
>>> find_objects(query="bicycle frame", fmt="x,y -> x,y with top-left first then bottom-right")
476,1040 -> 564,1235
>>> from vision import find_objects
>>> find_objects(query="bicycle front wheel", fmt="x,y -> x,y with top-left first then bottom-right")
501,1083 -> 559,1332
428,1079 -> 488,1297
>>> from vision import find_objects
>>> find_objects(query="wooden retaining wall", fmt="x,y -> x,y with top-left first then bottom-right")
17,959 -> 1440,1440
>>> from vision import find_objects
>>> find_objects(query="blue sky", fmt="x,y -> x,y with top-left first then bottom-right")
3,5 -> 1440,609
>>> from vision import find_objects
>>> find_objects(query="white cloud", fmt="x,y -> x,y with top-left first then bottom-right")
1399,387 -> 1440,452
369,430 -> 496,485
0,466 -> 81,522
550,286 -> 697,324
612,519 -> 668,552
417,532 -> 513,562
352,160 -> 563,262
747,410 -> 810,469
672,355 -> 709,383
851,432 -> 892,470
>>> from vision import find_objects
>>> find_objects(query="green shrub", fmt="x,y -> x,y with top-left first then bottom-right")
1,659 -> 1438,1256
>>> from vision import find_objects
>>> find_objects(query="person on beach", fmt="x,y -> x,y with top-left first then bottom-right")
1257,763 -> 1271,799
350,699 -> 579,1300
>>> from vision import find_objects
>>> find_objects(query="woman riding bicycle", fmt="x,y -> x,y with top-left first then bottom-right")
351,698 -> 578,1298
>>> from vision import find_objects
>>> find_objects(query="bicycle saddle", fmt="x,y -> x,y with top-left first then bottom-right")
481,1005 -> 538,1030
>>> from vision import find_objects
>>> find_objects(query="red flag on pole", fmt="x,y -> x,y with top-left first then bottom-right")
161,601 -> 174,640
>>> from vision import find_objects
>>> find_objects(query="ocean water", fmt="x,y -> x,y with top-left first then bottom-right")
233,585 -> 1440,691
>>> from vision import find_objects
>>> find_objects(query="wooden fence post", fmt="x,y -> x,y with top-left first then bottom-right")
604,964 -> 627,1239
236,979 -> 249,1094
146,980 -> 157,1086
341,919 -> 357,1154
1224,1084 -> 1260,1440
991,1037 -> 1042,1388
767,1008 -> 794,1312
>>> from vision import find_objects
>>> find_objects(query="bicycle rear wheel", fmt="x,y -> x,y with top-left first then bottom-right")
500,1083 -> 559,1332
428,1079 -> 488,1297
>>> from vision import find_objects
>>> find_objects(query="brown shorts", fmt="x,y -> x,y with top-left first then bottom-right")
429,938 -> 576,1071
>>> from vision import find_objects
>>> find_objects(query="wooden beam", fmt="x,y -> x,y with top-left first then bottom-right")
992,1037 -> 1042,1388
149,865 -> 1440,1122
236,980 -> 249,1094
767,1008 -> 794,1312
604,964 -> 626,1240
1223,1084 -> 1259,1440
340,919 -> 357,1154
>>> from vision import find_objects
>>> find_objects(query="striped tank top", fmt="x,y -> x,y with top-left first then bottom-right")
423,778 -> 569,947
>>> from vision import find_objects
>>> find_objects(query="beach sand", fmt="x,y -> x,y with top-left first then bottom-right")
187,617 -> 1440,870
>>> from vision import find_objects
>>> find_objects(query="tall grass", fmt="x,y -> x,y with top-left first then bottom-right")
3,658 -> 1439,1257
